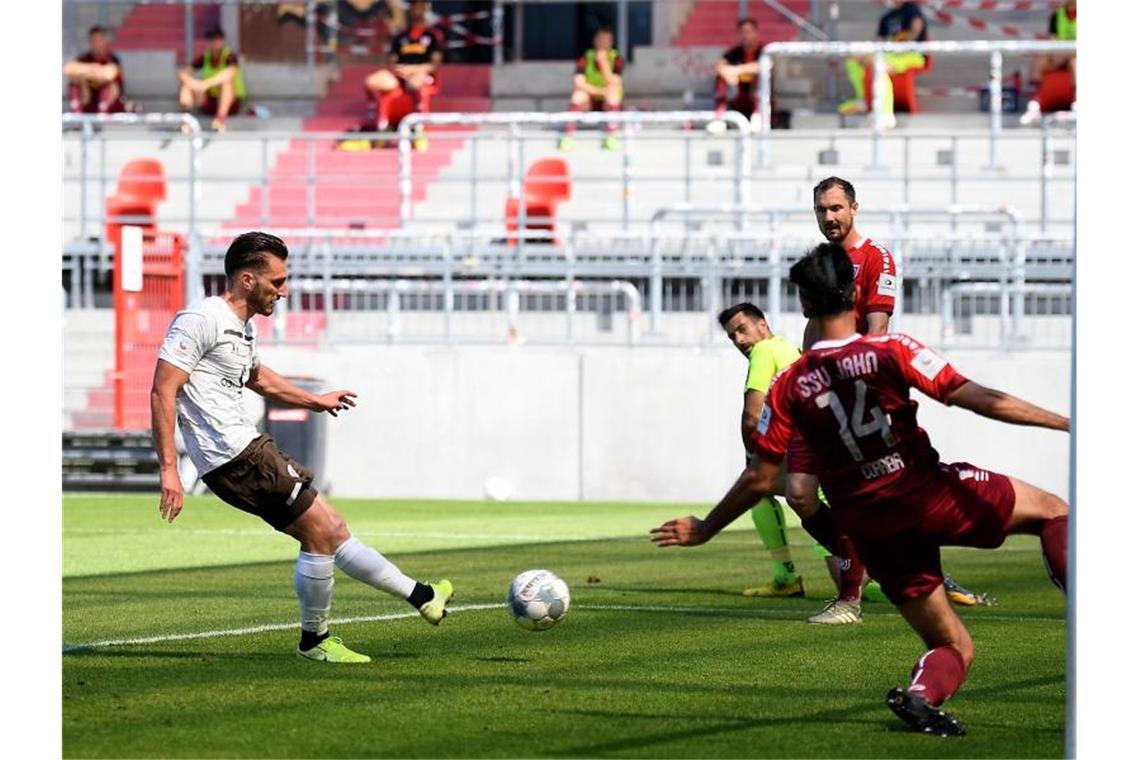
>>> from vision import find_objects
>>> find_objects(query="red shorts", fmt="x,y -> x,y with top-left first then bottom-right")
201,95 -> 244,117
851,462 -> 1016,604
785,430 -> 817,474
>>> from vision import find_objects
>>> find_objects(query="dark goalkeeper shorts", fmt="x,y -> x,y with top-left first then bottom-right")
201,435 -> 318,531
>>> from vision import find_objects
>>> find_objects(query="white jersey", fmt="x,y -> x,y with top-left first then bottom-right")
157,296 -> 261,475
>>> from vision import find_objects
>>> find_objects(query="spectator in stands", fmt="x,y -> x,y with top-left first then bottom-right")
712,18 -> 764,130
63,26 -> 129,114
1020,0 -> 1076,125
361,0 -> 443,146
839,0 -> 928,130
559,26 -> 625,152
178,26 -> 246,133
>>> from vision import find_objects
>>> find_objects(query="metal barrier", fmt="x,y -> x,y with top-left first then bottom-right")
64,221 -> 1071,350
396,110 -> 753,226
758,39 -> 1078,167
249,276 -> 643,346
63,119 -> 1075,245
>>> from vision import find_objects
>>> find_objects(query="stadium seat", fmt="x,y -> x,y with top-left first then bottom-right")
1037,67 -> 1075,113
505,158 -> 572,244
106,159 -> 167,230
863,55 -> 933,114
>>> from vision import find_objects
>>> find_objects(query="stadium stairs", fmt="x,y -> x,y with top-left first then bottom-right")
112,2 -> 221,62
224,64 -> 491,231
672,0 -> 808,46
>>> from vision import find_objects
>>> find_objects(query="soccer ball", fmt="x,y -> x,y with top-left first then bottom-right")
507,569 -> 570,631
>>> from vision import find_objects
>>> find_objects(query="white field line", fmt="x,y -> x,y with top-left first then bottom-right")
62,527 -> 1049,552
64,527 -> 651,542
63,602 -> 1063,652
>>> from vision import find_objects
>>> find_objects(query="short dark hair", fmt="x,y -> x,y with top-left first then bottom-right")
789,243 -> 856,318
738,18 -> 758,30
718,302 -> 766,328
595,25 -> 614,37
88,25 -> 107,37
224,232 -> 288,279
812,176 -> 857,205
204,25 -> 226,40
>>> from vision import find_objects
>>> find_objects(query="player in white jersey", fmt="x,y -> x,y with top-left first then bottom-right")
151,231 -> 453,663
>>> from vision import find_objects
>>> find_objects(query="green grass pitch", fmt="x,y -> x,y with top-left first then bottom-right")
63,494 -> 1066,758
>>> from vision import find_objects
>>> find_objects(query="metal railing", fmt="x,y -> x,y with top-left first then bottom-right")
63,115 -> 1075,245
64,219 -> 1072,349
758,39 -> 1078,167
396,110 -> 753,226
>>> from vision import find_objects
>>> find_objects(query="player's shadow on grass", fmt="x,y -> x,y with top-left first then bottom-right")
556,702 -> 884,756
473,655 -> 532,664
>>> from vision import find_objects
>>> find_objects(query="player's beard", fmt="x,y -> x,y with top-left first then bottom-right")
824,221 -> 848,242
252,284 -> 278,316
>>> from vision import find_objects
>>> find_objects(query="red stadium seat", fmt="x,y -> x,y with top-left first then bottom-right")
505,158 -> 572,244
863,55 -> 933,114
116,159 -> 167,207
106,159 -> 167,233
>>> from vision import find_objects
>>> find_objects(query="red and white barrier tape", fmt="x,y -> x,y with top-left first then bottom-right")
913,0 -> 1059,10
874,0 -> 1052,39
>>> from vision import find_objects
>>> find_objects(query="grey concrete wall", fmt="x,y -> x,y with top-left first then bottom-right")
255,343 -> 1072,504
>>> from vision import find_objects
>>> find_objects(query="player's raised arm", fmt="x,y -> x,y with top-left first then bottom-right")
946,381 -> 1070,432
150,359 -> 190,523
245,363 -> 358,417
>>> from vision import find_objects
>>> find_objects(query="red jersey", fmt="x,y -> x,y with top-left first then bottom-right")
847,237 -> 897,334
752,332 -> 968,534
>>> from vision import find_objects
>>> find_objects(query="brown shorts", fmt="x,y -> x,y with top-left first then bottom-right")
201,435 -> 318,531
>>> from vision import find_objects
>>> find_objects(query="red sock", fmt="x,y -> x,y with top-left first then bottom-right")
97,86 -> 115,114
565,98 -> 586,135
837,535 -> 864,601
908,646 -> 967,707
605,101 -> 621,135
1041,515 -> 1067,593
377,89 -> 401,130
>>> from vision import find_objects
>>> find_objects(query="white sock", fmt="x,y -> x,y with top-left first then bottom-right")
334,536 -> 416,599
294,551 -> 334,636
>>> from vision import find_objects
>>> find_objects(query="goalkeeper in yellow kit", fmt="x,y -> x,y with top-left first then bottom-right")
718,303 -> 805,597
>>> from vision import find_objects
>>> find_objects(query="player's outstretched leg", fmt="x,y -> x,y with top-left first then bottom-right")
743,496 -> 803,598
285,495 -> 453,660
1004,477 -> 1068,593
889,585 -> 972,736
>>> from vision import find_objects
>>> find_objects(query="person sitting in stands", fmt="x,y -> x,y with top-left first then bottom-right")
1020,0 -> 1076,125
839,0 -> 928,131
361,0 -> 443,148
559,26 -> 625,152
64,26 -> 129,114
178,25 -> 246,133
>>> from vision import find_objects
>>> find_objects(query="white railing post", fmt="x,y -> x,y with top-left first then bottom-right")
989,50 -> 1003,170
758,53 -> 773,167
871,50 -> 887,165
492,1 -> 504,65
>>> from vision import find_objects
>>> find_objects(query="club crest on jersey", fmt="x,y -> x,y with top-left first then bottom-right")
910,347 -> 948,380
852,263 -> 862,277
